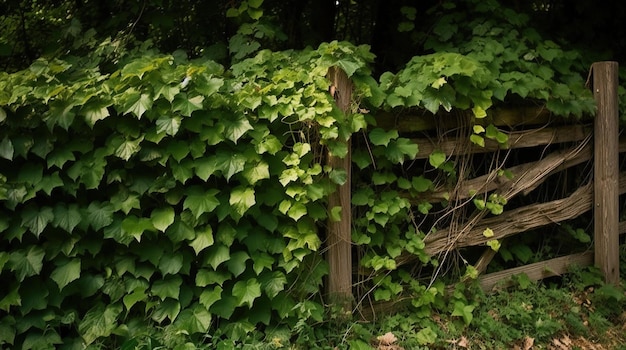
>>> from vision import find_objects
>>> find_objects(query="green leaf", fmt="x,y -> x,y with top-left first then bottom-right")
156,115 -> 182,136
194,157 -> 219,181
184,187 -> 220,219
122,215 -> 155,242
369,128 -> 398,146
227,251 -> 250,277
173,303 -> 212,334
51,259 -> 81,289
241,161 -> 270,185
151,298 -> 180,323
223,114 -> 253,143
195,76 -> 224,96
214,151 -> 247,181
287,202 -> 307,221
329,169 -> 347,185
259,271 -> 287,299
123,287 -> 148,313
0,285 -> 21,312
487,239 -> 501,252
9,246 -> 45,281
451,301 -> 475,325
229,186 -> 256,219
196,269 -> 229,287
205,244 -> 230,270
150,207 -> 175,232
189,225 -> 214,255
173,94 -> 204,116
199,287 -> 223,309
151,275 -> 183,300
37,172 -> 64,195
470,134 -> 485,147
86,202 -> 114,231
412,176 -> 432,192
21,205 -> 54,238
158,253 -> 184,275
123,91 -> 153,118
83,103 -> 110,127
385,138 -> 418,164
79,303 -> 123,345
415,326 -> 438,345
0,137 -> 14,160
428,150 -> 446,168
232,278 -> 262,308
115,137 -> 143,161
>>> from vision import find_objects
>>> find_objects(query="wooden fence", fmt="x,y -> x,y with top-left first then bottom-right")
325,62 -> 621,315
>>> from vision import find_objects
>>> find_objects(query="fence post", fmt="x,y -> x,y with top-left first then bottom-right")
593,61 -> 620,284
326,67 -> 353,309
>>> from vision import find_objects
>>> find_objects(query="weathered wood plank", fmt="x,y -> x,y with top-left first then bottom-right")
413,141 -> 592,204
412,125 -> 591,159
479,252 -> 594,291
416,183 -> 593,259
593,61 -> 620,285
374,106 -> 554,133
326,67 -> 353,307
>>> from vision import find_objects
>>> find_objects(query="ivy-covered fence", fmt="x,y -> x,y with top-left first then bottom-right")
345,61 -> 622,318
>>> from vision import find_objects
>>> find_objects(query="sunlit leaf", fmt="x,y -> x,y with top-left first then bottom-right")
232,278 -> 261,308
51,258 -> 81,289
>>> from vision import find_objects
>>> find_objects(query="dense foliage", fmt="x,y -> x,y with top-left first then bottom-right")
0,0 -> 613,348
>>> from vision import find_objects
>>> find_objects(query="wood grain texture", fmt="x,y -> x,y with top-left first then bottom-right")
593,61 -> 620,284
326,67 -> 354,307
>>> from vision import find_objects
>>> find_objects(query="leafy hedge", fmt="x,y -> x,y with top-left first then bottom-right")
0,41 -> 381,348
0,1 -> 598,347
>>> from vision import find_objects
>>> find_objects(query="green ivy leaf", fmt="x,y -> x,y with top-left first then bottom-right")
150,207 -> 175,232
86,202 -> 114,231
9,246 -> 45,282
0,285 -> 21,312
196,269 -> 229,287
189,225 -> 214,255
241,161 -> 270,185
229,186 -> 256,219
173,303 -> 212,334
123,287 -> 148,313
51,258 -> 81,289
222,114 -> 253,143
213,151 -> 246,181
205,244 -> 230,270
36,172 -> 64,196
172,94 -> 204,116
183,187 -> 220,219
227,251 -> 250,277
121,215 -> 155,242
156,115 -> 182,136
152,298 -> 182,323
151,275 -> 183,301
287,202 -> 307,221
78,303 -> 123,345
0,137 -> 13,161
259,271 -> 287,299
385,138 -> 418,164
232,278 -> 262,308
412,176 -> 433,192
158,253 -> 184,275
123,91 -> 153,119
115,137 -> 143,161
451,301 -> 475,325
428,150 -> 446,168
369,128 -> 398,146
21,205 -> 54,238
199,287 -> 223,309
